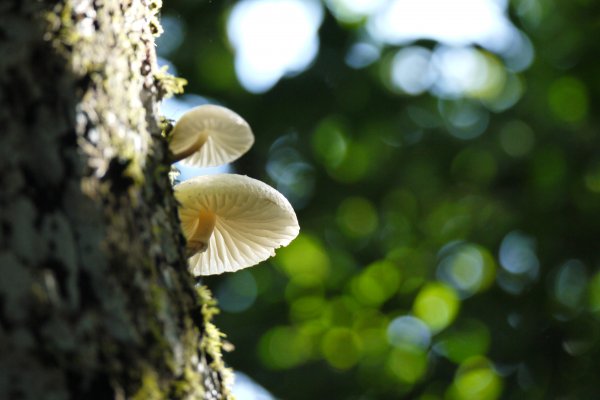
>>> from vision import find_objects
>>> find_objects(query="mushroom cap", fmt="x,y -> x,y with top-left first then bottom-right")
174,174 -> 300,276
169,105 -> 254,167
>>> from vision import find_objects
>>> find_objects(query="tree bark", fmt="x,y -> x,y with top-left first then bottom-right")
0,1 -> 231,399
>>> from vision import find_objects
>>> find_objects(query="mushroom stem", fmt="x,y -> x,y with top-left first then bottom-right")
184,210 -> 216,257
169,131 -> 208,163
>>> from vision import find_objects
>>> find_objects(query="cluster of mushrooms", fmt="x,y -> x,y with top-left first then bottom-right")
168,105 -> 300,276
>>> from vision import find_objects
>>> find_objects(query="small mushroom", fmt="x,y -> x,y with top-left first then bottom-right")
168,105 -> 254,167
174,174 -> 300,275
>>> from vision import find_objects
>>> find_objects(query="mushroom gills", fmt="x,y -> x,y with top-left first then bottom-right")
167,105 -> 255,167
174,173 -> 300,275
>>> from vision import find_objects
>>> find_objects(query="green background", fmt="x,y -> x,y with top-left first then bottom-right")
160,0 -> 600,398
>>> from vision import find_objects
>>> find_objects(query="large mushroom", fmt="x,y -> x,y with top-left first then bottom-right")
168,104 -> 255,167
174,174 -> 300,275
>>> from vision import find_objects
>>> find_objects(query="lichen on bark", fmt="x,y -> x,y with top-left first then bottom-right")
0,1 -> 232,399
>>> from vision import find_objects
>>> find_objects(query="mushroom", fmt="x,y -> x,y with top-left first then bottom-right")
174,174 -> 300,275
168,104 -> 255,167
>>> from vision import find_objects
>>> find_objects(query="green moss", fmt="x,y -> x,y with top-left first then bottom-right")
170,364 -> 205,399
154,66 -> 187,99
159,116 -> 174,136
132,369 -> 164,400
149,0 -> 164,14
196,286 -> 234,397
150,16 -> 164,37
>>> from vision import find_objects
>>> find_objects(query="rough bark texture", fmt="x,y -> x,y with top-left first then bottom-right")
0,1 -> 231,399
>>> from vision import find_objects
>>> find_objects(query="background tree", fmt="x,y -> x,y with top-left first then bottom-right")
0,1 -> 231,399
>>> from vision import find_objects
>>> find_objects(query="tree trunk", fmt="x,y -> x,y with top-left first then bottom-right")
0,1 -> 231,399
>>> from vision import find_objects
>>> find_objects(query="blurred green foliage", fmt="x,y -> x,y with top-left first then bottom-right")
160,0 -> 600,398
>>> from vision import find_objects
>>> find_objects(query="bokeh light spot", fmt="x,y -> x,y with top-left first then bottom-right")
483,73 -> 524,112
497,231 -> 539,294
194,42 -> 238,91
346,42 -> 381,69
435,320 -> 491,363
387,315 -> 431,349
326,0 -> 385,24
432,47 -> 503,99
290,295 -> 326,322
329,142 -> 371,182
425,202 -> 472,244
274,233 -> 330,287
311,117 -> 349,169
388,247 -> 432,294
437,243 -> 496,297
267,137 -> 316,209
337,197 -> 379,239
351,259 -> 401,306
439,99 -> 490,140
259,326 -> 312,369
387,344 -> 428,384
321,328 -> 362,369
554,259 -> 587,312
560,316 -> 597,356
156,14 -> 185,56
583,161 -> 600,193
390,46 -> 436,95
227,0 -> 323,93
322,296 -> 360,327
354,310 -> 389,361
447,357 -> 502,400
232,372 -> 275,400
368,0 -> 518,53
548,76 -> 588,124
589,272 -> 600,315
216,270 -> 258,313
499,120 -> 535,157
413,282 -> 460,332
499,231 -> 538,275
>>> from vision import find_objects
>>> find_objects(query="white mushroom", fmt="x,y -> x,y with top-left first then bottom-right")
174,174 -> 300,275
168,105 -> 254,167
